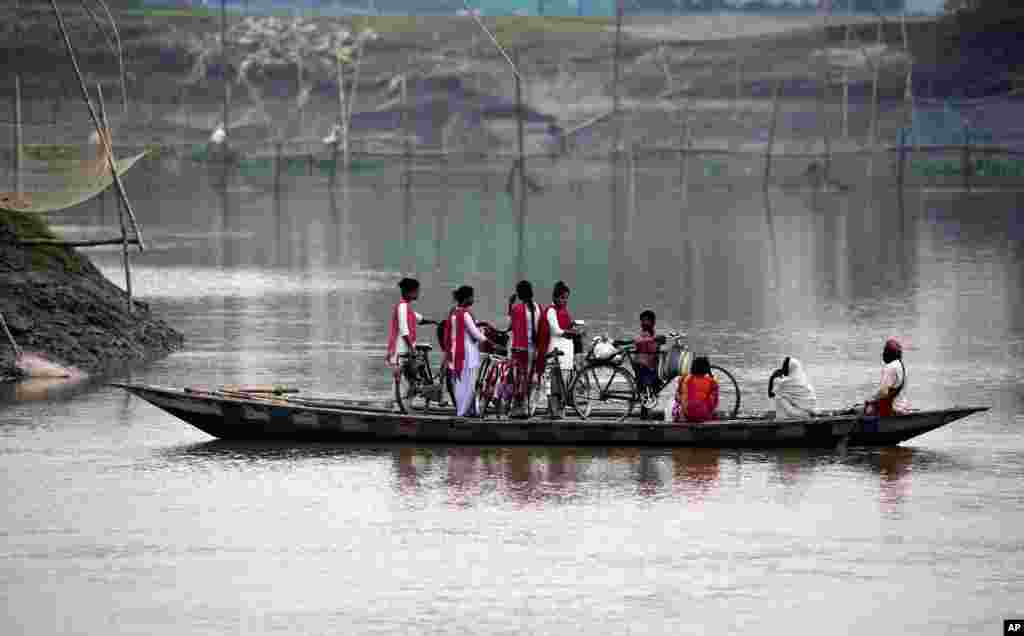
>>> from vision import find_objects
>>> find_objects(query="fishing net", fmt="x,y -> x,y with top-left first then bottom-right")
0,128 -> 147,214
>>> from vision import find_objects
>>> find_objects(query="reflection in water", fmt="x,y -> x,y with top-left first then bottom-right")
877,446 -> 913,514
671,448 -> 721,507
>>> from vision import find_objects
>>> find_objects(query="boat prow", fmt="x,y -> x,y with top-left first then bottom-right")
113,383 -> 989,449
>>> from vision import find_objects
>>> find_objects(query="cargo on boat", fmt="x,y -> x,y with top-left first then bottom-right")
114,383 -> 988,449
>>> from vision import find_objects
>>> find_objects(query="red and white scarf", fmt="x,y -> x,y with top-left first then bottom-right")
447,306 -> 476,376
386,299 -> 417,367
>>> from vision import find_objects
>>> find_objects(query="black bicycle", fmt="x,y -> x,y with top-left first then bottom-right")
568,330 -> 741,422
394,320 -> 452,414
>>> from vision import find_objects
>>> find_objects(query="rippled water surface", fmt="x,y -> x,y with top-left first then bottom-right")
2,157 -> 1022,635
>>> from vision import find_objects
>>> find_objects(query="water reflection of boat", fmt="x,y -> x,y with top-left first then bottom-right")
116,383 -> 989,449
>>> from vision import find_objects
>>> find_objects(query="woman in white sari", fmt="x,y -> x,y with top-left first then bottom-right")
446,286 -> 489,417
768,356 -> 817,419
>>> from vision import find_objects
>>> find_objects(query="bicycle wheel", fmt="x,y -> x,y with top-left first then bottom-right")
474,359 -> 498,419
569,369 -> 593,419
710,365 -> 741,419
394,364 -> 430,414
574,364 -> 635,422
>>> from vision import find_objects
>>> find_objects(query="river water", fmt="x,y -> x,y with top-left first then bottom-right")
2,155 -> 1022,634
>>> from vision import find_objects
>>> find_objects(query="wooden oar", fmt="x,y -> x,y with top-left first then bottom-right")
220,384 -> 299,394
0,313 -> 22,359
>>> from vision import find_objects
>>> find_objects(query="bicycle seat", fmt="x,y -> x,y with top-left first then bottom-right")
612,339 -> 633,347
510,346 -> 530,354
415,344 -> 433,352
545,350 -> 565,359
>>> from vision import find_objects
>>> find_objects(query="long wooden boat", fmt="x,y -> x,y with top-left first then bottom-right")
114,383 -> 988,448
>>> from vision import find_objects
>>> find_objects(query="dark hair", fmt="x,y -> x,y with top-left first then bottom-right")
552,281 -> 570,302
454,285 -> 474,304
640,310 -> 656,323
882,347 -> 902,363
690,356 -> 711,376
515,280 -> 534,301
398,278 -> 419,295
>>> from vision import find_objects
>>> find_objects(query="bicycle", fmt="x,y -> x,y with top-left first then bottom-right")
394,320 -> 450,414
568,330 -> 741,422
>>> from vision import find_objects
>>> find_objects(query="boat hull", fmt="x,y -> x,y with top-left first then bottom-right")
116,384 -> 988,448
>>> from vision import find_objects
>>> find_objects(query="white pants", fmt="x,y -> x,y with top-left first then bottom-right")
453,365 -> 480,417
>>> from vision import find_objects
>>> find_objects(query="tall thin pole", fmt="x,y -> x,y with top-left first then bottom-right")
221,0 -> 229,142
612,0 -> 623,151
514,48 -> 526,281
763,78 -> 781,189
13,0 -> 23,196
842,18 -> 850,138
13,77 -> 23,197
98,86 -> 131,313
899,9 -> 914,192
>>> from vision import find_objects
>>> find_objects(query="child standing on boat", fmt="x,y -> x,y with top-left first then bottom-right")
633,310 -> 659,418
673,356 -> 719,424
386,278 -> 422,369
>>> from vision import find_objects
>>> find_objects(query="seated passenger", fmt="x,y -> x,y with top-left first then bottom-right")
673,356 -> 719,424
767,356 -> 817,419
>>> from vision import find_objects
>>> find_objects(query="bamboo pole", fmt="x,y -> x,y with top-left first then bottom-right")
13,0 -> 23,197
515,48 -> 527,281
13,76 -> 23,197
868,18 -> 882,179
818,5 -> 832,188
220,0 -> 229,144
733,56 -> 742,120
96,85 -> 132,312
0,313 -> 22,360
48,0 -> 146,252
118,192 -> 132,312
17,237 -> 141,247
962,121 -> 972,191
899,9 -> 914,191
612,0 -> 623,151
763,77 -> 781,189
842,20 -> 850,139
677,108 -> 688,199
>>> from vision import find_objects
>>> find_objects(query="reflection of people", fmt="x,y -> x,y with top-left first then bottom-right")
673,356 -> 719,423
767,356 -> 817,419
864,337 -> 910,416
447,286 -> 489,417
879,447 -> 913,513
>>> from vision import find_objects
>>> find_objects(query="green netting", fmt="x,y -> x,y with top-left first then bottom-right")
0,152 -> 148,214
238,158 -> 273,178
